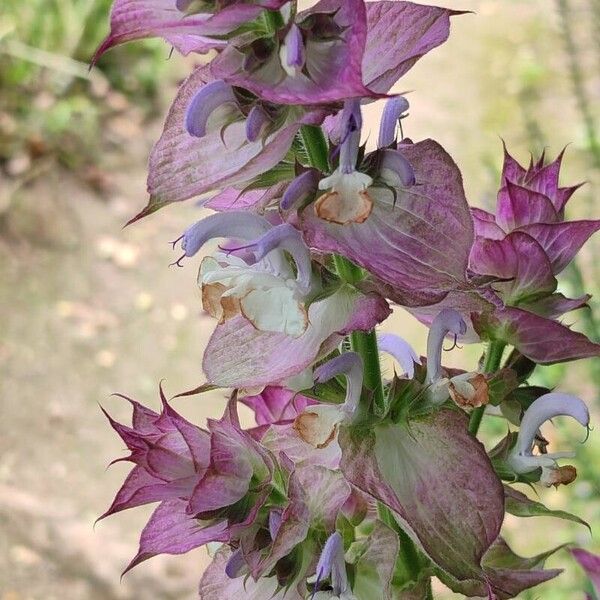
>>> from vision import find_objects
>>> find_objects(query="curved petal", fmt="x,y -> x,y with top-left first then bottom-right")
135,67 -> 322,221
181,211 -> 271,256
377,333 -> 420,378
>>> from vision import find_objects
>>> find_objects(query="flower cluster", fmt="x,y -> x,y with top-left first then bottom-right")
96,1 -> 599,598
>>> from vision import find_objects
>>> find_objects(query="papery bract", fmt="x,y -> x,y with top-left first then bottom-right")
302,139 -> 474,307
203,285 -> 390,387
339,409 -> 505,588
137,67 -> 326,220
101,391 -> 276,572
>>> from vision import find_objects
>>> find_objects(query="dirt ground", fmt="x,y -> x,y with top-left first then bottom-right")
1,1 -> 599,598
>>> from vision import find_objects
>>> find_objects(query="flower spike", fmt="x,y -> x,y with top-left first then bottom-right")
508,392 -> 590,475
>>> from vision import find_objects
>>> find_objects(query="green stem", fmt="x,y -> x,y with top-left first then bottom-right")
468,340 -> 506,435
344,314 -> 385,412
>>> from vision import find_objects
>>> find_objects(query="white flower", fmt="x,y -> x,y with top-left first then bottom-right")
508,392 -> 589,475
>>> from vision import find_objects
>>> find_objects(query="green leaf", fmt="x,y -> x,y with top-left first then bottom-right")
487,368 -> 520,405
243,161 -> 296,190
504,485 -> 590,530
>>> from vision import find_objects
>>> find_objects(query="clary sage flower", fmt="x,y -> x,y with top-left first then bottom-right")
294,352 -> 363,448
508,392 -> 589,486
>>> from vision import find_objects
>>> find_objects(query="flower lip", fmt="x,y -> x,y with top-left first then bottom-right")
377,333 -> 420,379
509,392 -> 590,474
185,80 -> 238,138
378,96 -> 409,148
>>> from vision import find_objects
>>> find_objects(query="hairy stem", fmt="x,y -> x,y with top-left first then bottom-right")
468,340 -> 506,435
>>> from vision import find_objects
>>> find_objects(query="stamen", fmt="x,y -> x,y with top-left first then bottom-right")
443,334 -> 462,351
169,234 -> 184,250
169,254 -> 186,268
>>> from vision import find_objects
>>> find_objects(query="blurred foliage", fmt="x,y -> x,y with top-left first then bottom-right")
0,0 -> 174,189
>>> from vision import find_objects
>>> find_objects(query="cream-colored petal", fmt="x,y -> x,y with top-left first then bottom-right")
240,285 -> 308,336
293,404 -> 345,448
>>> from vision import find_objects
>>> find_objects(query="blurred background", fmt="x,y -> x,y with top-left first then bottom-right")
0,0 -> 599,598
